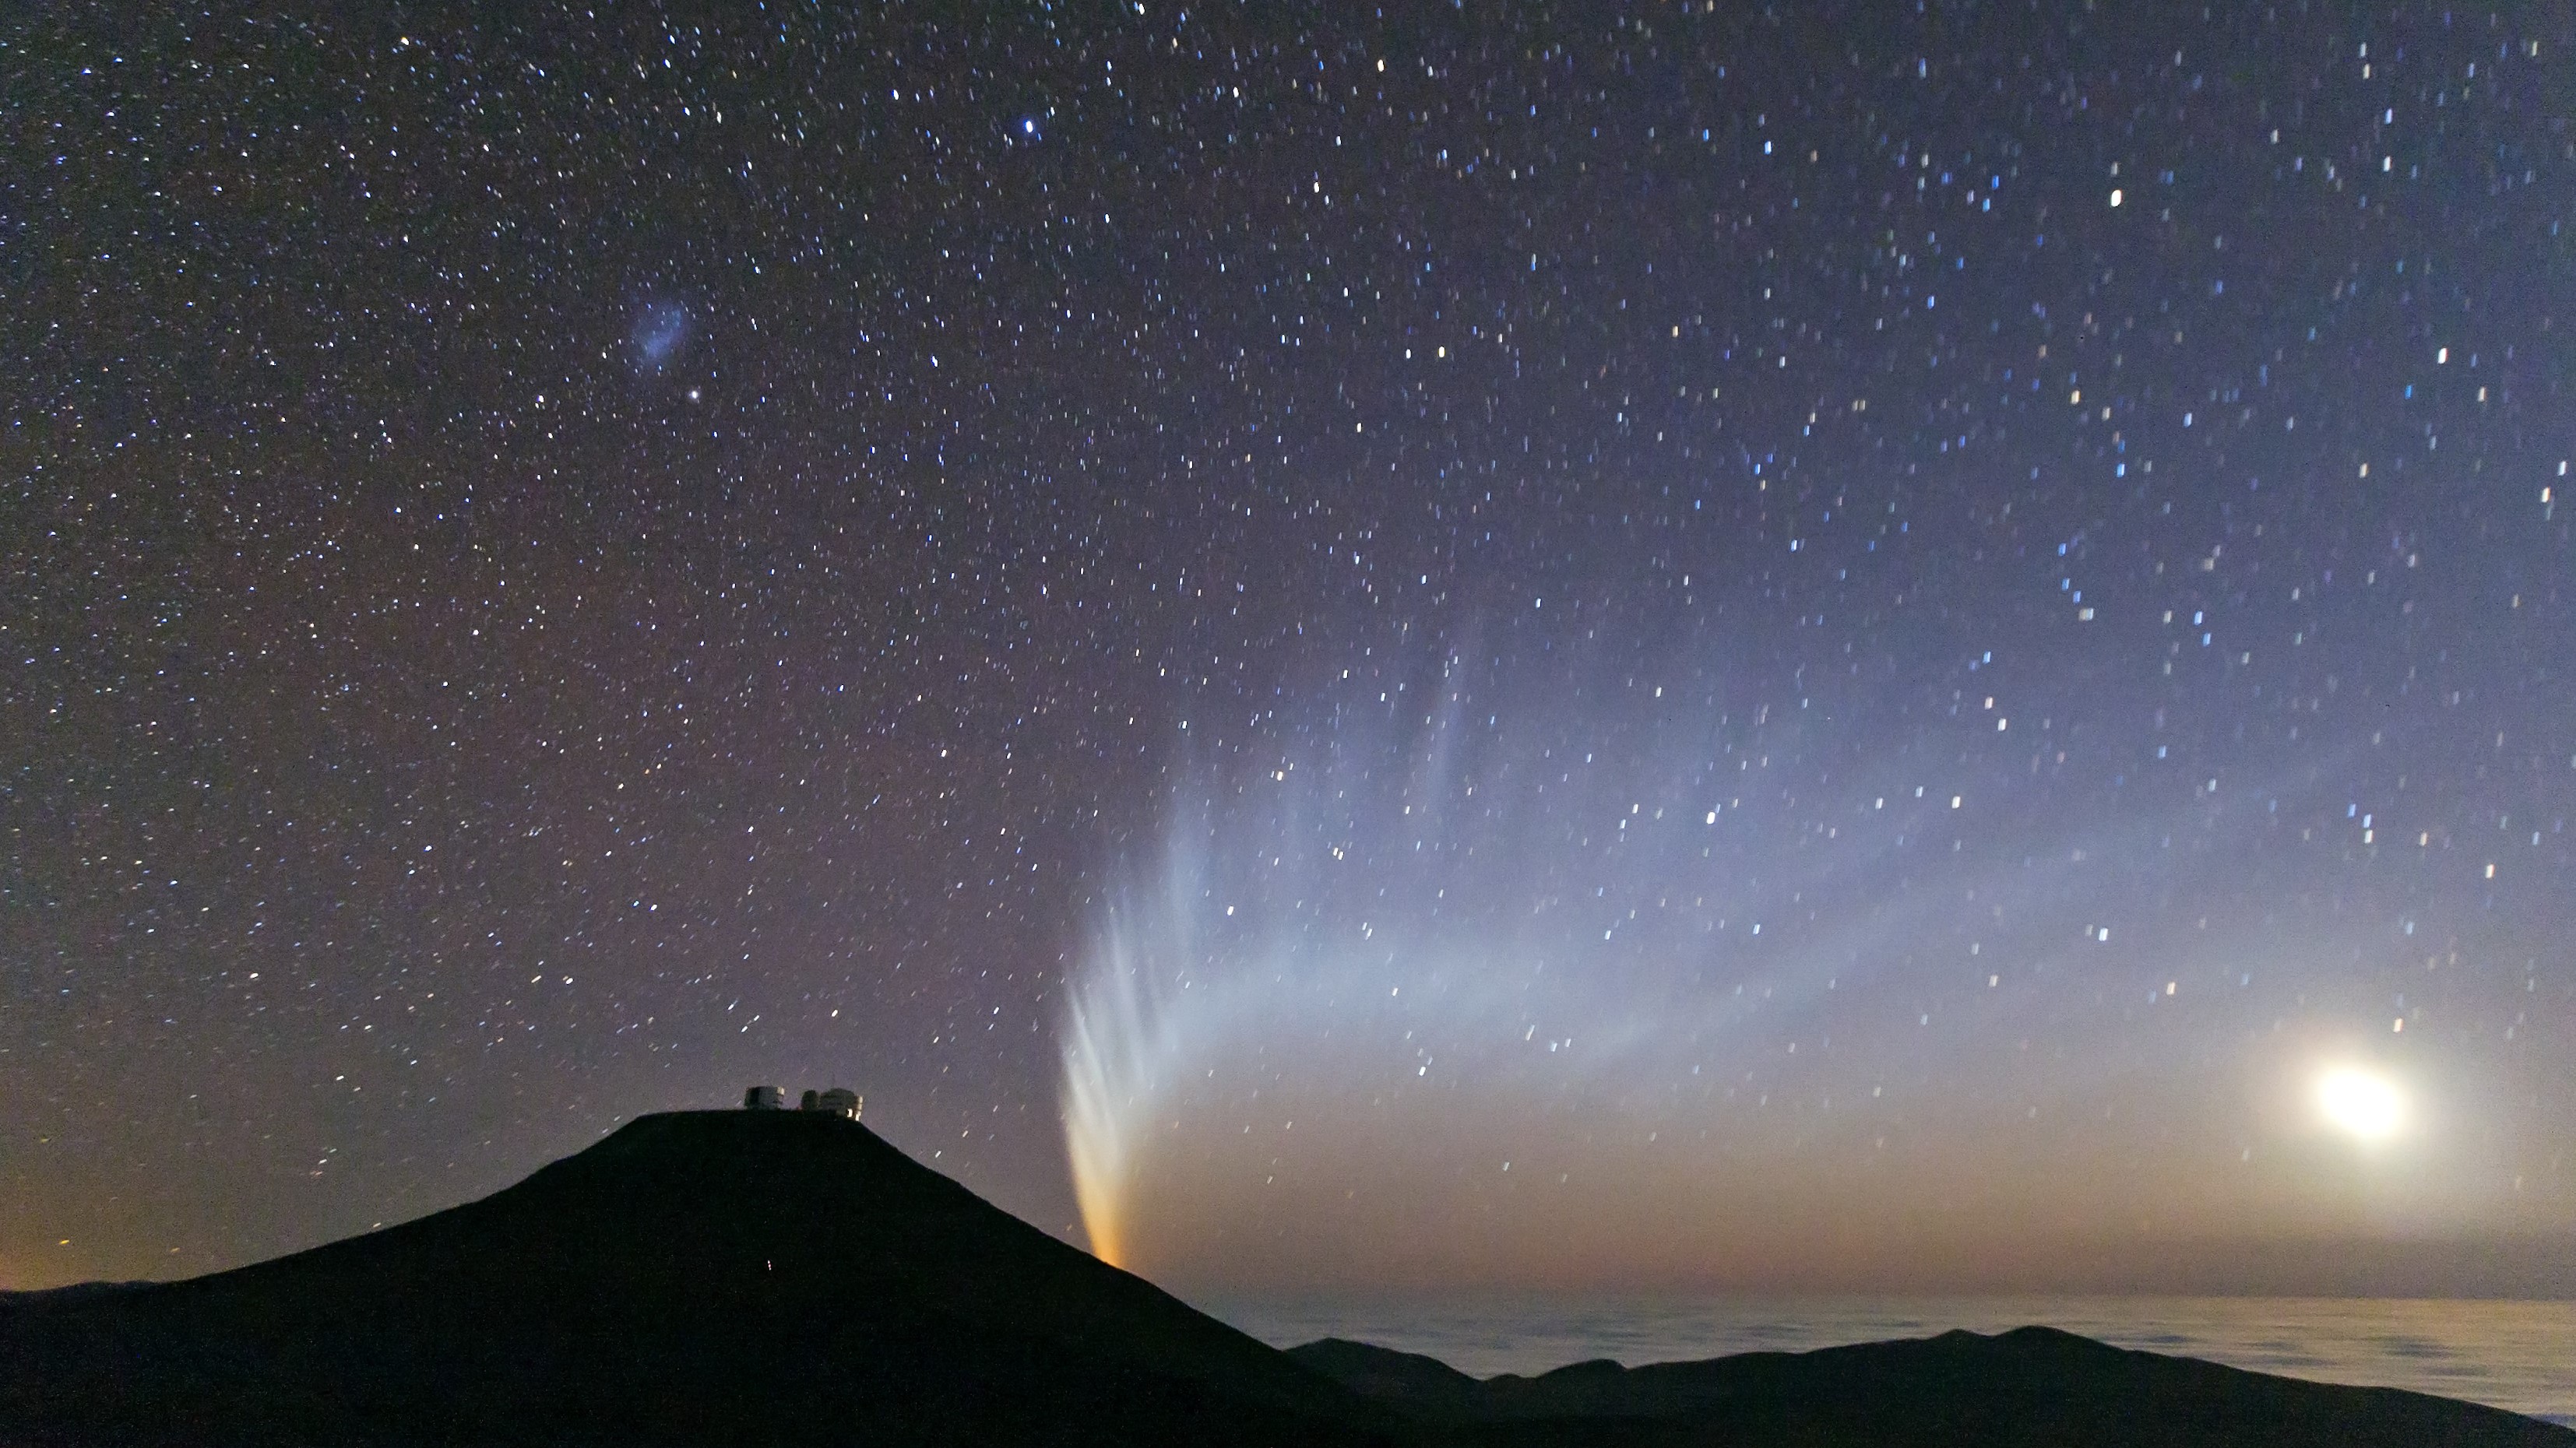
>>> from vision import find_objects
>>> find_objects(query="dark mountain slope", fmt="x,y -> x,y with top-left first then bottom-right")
0,1111 -> 1393,1447
1293,1327 -> 2574,1447
4,1111 -> 2563,1447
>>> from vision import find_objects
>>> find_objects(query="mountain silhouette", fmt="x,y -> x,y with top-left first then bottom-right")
1291,1330 -> 2572,1446
2,1110 -> 2564,1446
0,1111 -> 1391,1446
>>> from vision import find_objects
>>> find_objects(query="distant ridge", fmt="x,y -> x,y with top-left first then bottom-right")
2,1110 -> 2564,1446
1291,1329 -> 2574,1446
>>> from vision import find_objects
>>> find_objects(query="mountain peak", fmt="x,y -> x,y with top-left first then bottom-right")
0,1111 -> 1387,1446
4,1113 -> 2564,1446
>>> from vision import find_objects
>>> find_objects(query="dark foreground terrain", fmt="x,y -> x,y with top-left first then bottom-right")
1291,1330 -> 2571,1447
0,1112 -> 2561,1447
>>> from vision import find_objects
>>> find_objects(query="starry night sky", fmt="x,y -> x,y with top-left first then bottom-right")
5,3 -> 2574,1295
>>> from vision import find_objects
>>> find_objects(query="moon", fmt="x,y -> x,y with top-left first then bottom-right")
2314,1067 -> 2405,1142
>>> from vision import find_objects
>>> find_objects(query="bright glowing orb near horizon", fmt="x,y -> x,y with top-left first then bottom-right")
2315,1067 -> 2405,1142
